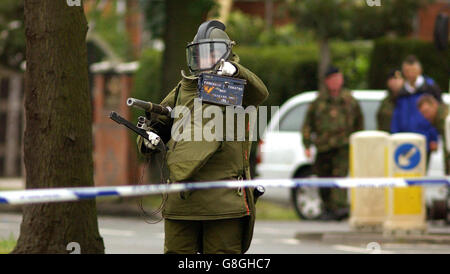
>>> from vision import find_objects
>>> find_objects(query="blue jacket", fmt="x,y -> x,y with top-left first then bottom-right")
390,89 -> 439,152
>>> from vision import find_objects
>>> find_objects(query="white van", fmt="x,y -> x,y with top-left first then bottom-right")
256,90 -> 449,220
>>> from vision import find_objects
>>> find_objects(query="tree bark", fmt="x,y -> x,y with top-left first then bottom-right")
12,0 -> 104,253
156,1 -> 213,183
126,0 -> 143,59
318,37 -> 331,93
161,1 -> 211,93
213,0 -> 233,23
264,0 -> 274,30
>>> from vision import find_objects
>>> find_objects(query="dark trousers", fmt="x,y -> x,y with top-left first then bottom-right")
314,146 -> 349,212
164,218 -> 245,254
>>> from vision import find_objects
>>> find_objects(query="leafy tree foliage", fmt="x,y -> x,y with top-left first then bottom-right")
286,0 -> 433,90
0,0 -> 25,71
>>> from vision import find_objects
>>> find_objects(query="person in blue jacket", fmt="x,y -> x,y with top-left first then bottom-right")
390,55 -> 442,165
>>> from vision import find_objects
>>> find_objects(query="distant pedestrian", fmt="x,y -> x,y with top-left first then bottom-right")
400,55 -> 441,102
417,94 -> 450,174
376,69 -> 403,132
391,56 -> 440,165
302,66 -> 363,220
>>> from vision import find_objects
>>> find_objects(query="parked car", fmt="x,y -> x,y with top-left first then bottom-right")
256,90 -> 449,220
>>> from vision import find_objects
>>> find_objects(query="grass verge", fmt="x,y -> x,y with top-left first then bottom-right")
0,234 -> 16,254
256,199 -> 298,221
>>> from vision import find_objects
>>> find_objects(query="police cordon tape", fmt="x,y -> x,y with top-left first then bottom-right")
0,177 -> 449,205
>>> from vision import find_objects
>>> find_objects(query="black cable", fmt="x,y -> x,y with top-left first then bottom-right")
137,141 -> 168,224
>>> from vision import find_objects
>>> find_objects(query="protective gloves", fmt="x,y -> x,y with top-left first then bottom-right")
217,59 -> 237,76
143,131 -> 161,150
137,118 -> 161,150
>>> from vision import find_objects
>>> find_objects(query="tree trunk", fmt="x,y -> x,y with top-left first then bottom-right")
212,0 -> 233,23
157,1 -> 213,183
264,0 -> 274,30
318,37 -> 331,93
161,1 -> 211,93
126,0 -> 143,59
12,0 -> 104,254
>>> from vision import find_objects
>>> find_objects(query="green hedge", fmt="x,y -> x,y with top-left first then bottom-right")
132,41 -> 372,107
369,38 -> 449,92
237,42 -> 372,106
133,49 -> 162,103
131,49 -> 162,125
235,44 -> 317,106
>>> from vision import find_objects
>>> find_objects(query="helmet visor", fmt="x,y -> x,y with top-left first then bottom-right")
186,41 -> 229,73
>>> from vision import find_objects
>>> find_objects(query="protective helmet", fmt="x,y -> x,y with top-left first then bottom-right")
186,20 -> 235,74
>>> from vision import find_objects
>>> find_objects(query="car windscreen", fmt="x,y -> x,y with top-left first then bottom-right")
279,103 -> 309,132
278,99 -> 381,132
357,100 -> 380,130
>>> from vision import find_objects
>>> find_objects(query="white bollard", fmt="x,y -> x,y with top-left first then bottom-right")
349,131 -> 389,231
384,133 -> 427,234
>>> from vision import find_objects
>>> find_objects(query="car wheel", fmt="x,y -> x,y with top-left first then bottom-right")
291,167 -> 323,220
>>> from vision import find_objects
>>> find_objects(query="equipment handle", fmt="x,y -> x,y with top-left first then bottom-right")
126,98 -> 171,117
109,111 -> 149,141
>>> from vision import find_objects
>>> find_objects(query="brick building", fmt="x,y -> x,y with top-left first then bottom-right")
417,0 -> 450,41
232,0 -> 290,26
90,61 -> 141,186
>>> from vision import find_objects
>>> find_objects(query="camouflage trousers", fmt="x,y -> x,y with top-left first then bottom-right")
164,217 -> 246,254
314,146 -> 349,211
444,149 -> 450,175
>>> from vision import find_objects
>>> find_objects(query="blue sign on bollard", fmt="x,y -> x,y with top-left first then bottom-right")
394,143 -> 421,170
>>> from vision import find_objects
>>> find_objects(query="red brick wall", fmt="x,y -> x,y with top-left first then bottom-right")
417,2 -> 449,41
233,1 -> 266,18
232,0 -> 292,26
92,73 -> 138,186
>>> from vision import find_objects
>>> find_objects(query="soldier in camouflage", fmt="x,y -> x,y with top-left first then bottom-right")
302,66 -> 364,220
418,94 -> 450,174
376,69 -> 404,132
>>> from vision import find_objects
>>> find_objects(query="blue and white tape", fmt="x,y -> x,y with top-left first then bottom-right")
0,177 -> 448,205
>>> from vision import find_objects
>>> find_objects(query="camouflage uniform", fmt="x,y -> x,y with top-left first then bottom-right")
302,89 -> 364,212
376,92 -> 395,132
430,104 -> 450,174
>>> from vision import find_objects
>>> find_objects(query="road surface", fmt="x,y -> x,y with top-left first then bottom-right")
1,213 -> 450,254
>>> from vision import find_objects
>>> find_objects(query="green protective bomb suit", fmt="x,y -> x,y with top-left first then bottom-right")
137,53 -> 268,253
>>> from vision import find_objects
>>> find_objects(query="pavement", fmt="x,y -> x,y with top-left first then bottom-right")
295,222 -> 450,245
0,178 -> 24,190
